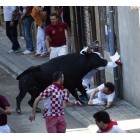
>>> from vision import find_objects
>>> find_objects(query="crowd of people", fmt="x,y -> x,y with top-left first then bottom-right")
1,6 -> 71,58
0,6 -> 125,133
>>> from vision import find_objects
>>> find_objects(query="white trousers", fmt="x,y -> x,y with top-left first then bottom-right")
36,26 -> 47,54
50,45 -> 68,60
86,89 -> 106,105
82,69 -> 98,90
0,124 -> 11,133
82,61 -> 117,89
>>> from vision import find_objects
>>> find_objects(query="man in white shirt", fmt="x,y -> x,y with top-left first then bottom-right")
93,111 -> 126,133
80,41 -> 122,90
87,82 -> 115,110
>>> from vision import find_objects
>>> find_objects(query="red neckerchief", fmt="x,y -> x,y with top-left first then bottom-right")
104,90 -> 115,95
52,82 -> 64,90
97,120 -> 118,133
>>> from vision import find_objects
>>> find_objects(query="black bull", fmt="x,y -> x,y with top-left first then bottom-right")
16,53 -> 107,113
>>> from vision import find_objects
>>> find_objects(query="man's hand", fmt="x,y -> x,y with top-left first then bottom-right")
10,21 -> 14,27
67,39 -> 71,47
88,99 -> 93,105
115,60 -> 122,66
47,47 -> 51,54
0,107 -> 5,115
101,102 -> 112,110
101,106 -> 108,110
75,101 -> 82,106
29,114 -> 35,122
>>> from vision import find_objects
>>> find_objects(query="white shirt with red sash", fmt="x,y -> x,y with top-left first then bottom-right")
40,82 -> 69,118
97,120 -> 125,133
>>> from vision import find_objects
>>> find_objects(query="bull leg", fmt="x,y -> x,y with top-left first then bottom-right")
68,88 -> 79,100
77,84 -> 88,97
28,99 -> 41,113
77,84 -> 89,104
68,88 -> 85,105
78,88 -> 89,104
16,91 -> 27,114
28,90 -> 42,113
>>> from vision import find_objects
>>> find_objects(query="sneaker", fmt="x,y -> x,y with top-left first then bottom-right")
79,95 -> 88,105
22,50 -> 28,54
8,49 -> 14,54
23,50 -> 33,54
15,47 -> 22,53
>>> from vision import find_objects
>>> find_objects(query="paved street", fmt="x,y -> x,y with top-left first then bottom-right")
0,26 -> 140,132
0,64 -> 91,133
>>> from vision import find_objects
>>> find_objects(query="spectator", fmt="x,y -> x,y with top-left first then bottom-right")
3,6 -> 21,53
20,6 -> 34,54
29,71 -> 81,133
31,6 -> 49,57
0,94 -> 12,133
46,13 -> 71,60
93,111 -> 125,133
87,82 -> 115,110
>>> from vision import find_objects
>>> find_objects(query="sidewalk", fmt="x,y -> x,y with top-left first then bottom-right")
0,26 -> 140,133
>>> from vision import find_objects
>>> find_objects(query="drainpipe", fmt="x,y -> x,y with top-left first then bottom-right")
107,6 -> 119,96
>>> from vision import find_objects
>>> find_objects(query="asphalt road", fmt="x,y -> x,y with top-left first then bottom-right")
0,64 -> 91,133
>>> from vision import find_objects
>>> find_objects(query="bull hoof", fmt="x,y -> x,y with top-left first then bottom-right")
79,95 -> 88,105
36,108 -> 41,113
16,109 -> 21,114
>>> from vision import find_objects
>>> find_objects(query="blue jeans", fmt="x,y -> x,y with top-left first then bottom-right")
22,16 -> 34,51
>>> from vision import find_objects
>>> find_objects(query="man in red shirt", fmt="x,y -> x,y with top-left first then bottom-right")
29,71 -> 81,133
0,94 -> 12,133
46,13 -> 71,59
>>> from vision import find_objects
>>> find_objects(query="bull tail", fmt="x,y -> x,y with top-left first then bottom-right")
16,66 -> 41,80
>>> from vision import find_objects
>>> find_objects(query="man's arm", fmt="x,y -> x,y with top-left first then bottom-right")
66,26 -> 71,38
65,100 -> 82,107
0,106 -> 12,115
66,26 -> 71,47
21,6 -> 32,20
29,95 -> 42,122
9,7 -> 18,27
88,88 -> 99,105
101,102 -> 113,110
46,35 -> 51,53
11,7 -> 21,21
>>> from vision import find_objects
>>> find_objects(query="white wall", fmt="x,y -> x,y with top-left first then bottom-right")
117,6 -> 140,108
